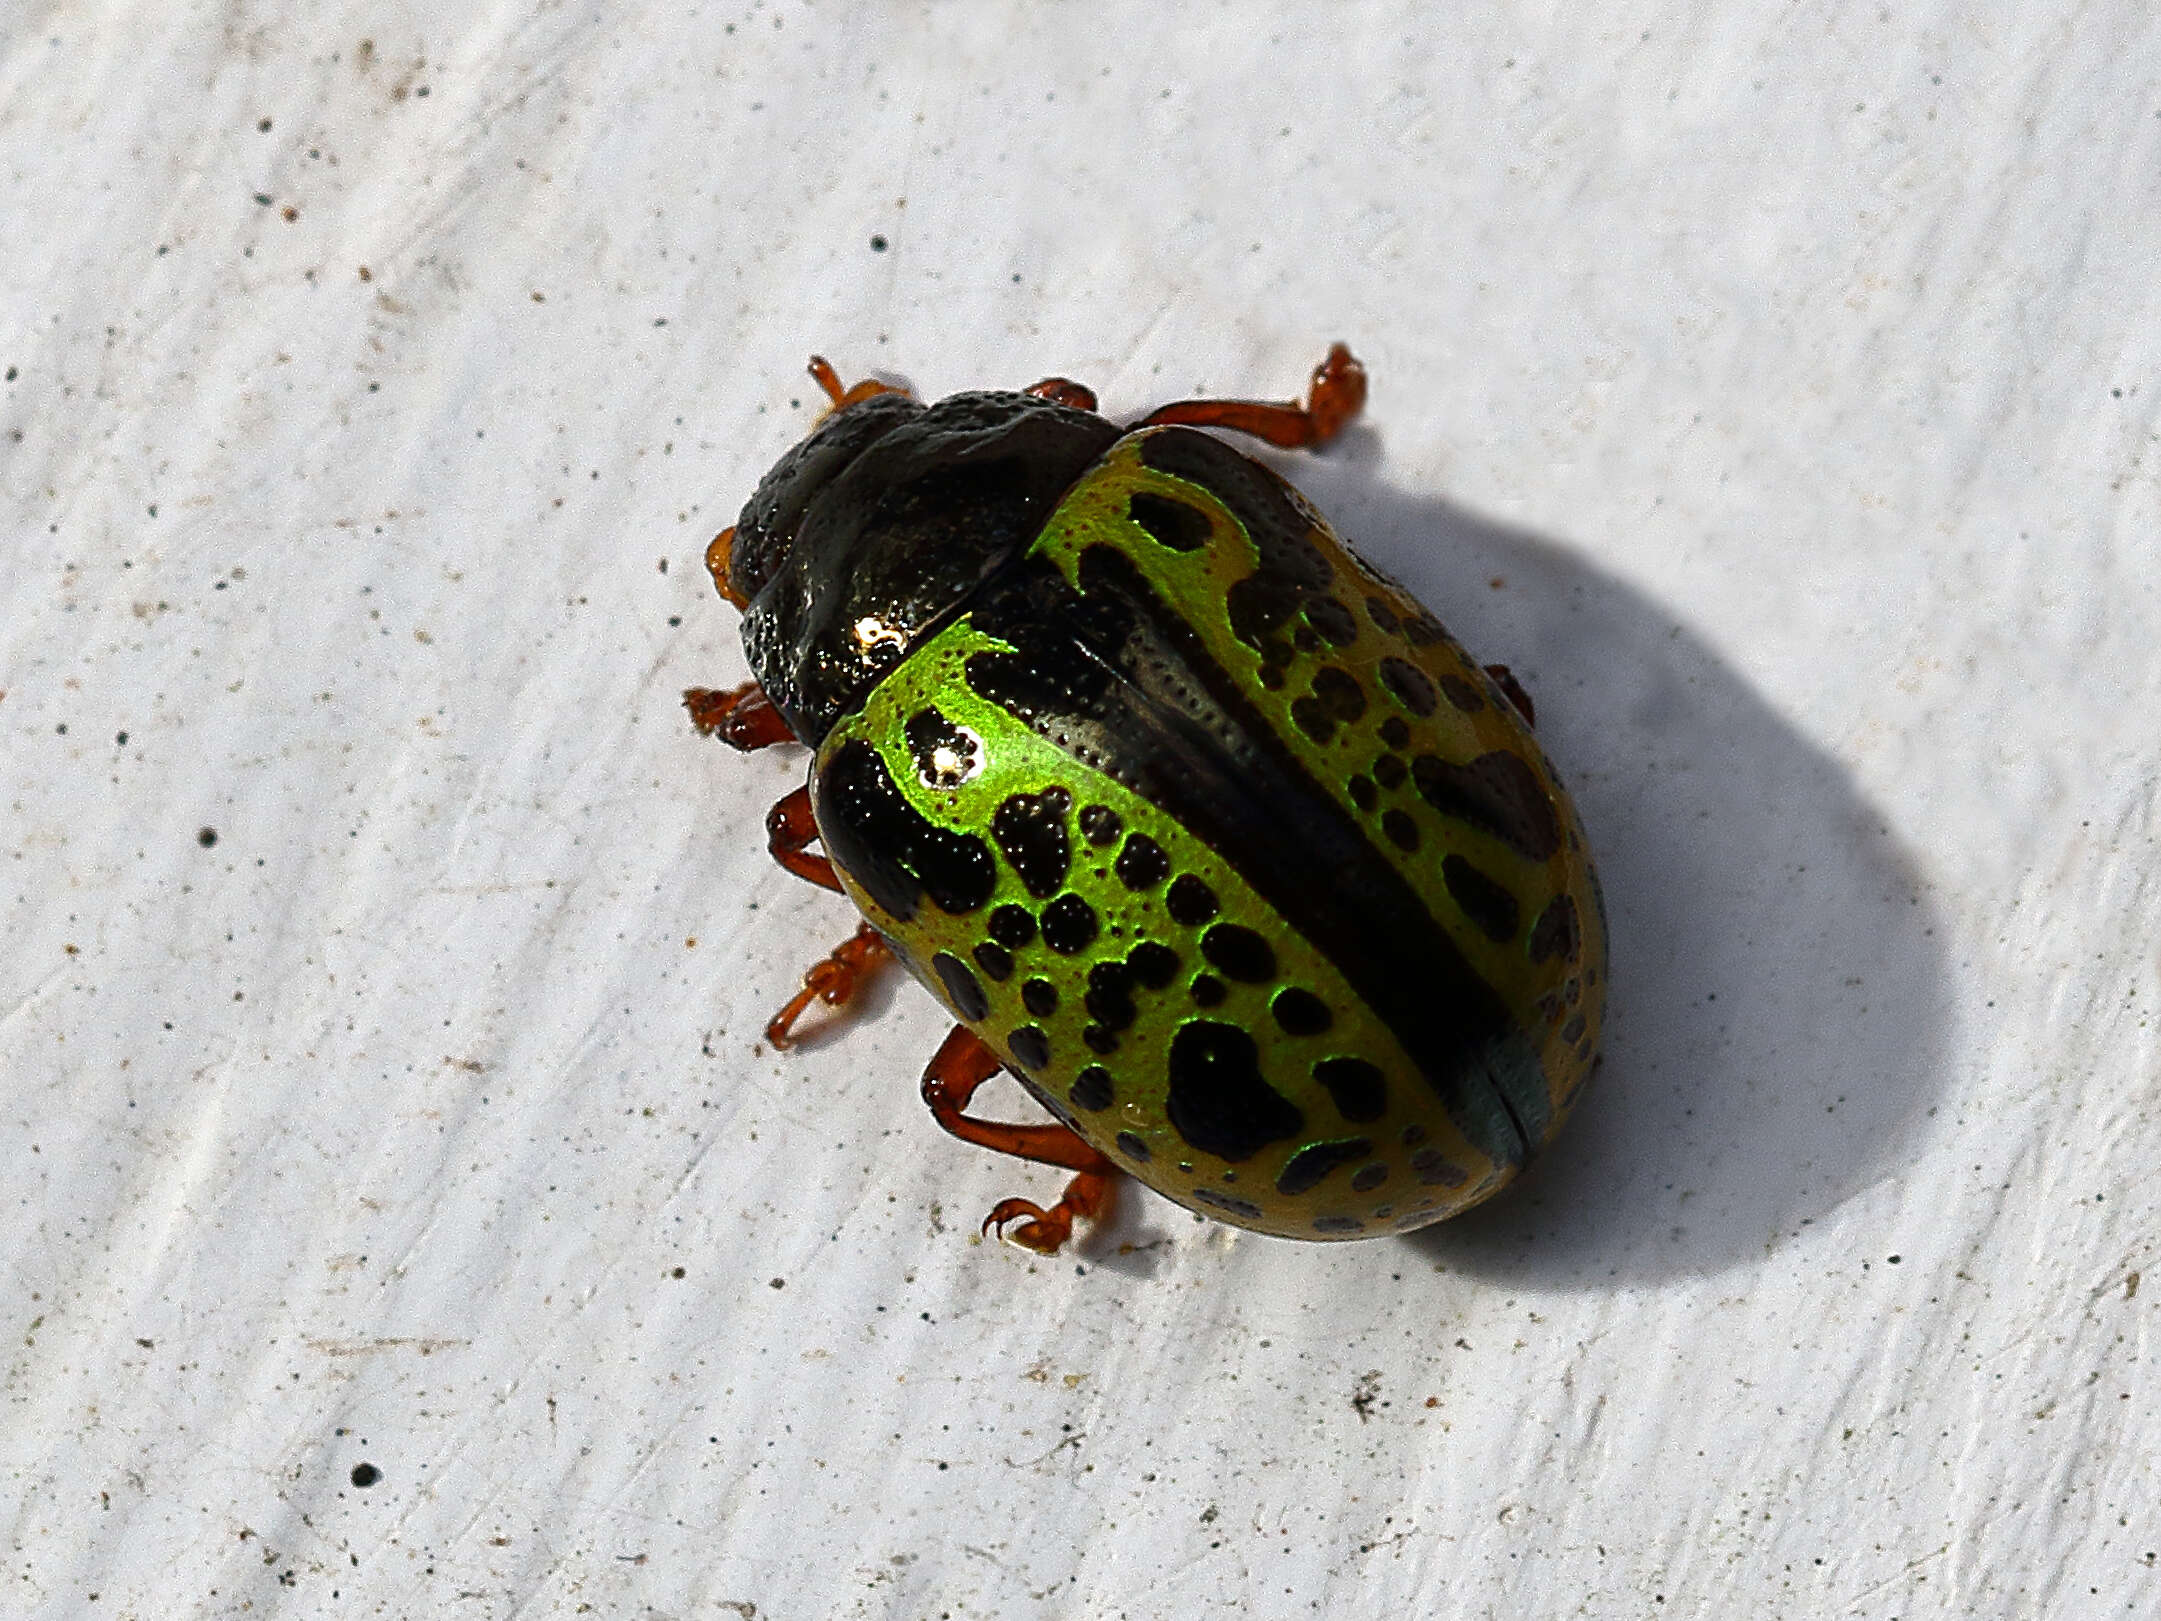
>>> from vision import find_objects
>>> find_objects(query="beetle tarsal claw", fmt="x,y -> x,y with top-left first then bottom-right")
982,1198 -> 1067,1254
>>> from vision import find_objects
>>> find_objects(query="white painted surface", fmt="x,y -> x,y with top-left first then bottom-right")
4,5 -> 2156,1616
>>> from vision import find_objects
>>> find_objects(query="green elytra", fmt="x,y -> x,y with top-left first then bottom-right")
687,349 -> 1606,1252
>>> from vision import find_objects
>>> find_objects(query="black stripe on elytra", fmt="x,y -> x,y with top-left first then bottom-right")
960,542 -> 1538,1167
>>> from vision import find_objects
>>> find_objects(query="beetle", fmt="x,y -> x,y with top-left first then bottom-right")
684,346 -> 1605,1253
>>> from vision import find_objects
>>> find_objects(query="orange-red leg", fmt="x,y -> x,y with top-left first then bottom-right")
1134,342 -> 1368,449
683,679 -> 797,750
766,920 -> 893,1048
1483,663 -> 1536,728
1025,376 -> 1098,411
702,525 -> 751,609
763,783 -> 843,892
919,1025 -> 1122,1254
808,355 -> 910,414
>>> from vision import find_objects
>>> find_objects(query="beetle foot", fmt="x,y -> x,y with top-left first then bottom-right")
766,921 -> 892,1048
983,1198 -> 1071,1254
981,1168 -> 1117,1256
684,680 -> 798,750
808,355 -> 910,415
1133,342 -> 1368,449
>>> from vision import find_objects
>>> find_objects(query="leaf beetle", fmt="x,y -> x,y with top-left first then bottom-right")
686,347 -> 1605,1253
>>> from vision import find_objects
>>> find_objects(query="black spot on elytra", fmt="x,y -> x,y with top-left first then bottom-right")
1443,854 -> 1520,941
972,941 -> 1013,981
1311,1214 -> 1365,1233
1276,1137 -> 1372,1196
1021,978 -> 1059,1017
1069,1066 -> 1114,1110
1083,1025 -> 1120,1054
1271,987 -> 1332,1036
931,952 -> 989,1021
988,905 -> 1036,948
1084,962 -> 1137,1031
1165,1021 -> 1304,1162
1413,751 -> 1561,860
1314,1056 -> 1386,1122
904,706 -> 978,788
1364,596 -> 1401,635
1165,874 -> 1218,925
1067,1072 -> 1115,1115
1351,1162 -> 1389,1192
991,786 -> 1072,898
1114,833 -> 1169,890
1382,810 -> 1419,851
1379,715 -> 1411,748
1562,1011 -> 1587,1044
1192,1187 -> 1263,1220
1039,893 -> 1099,953
1410,1145 -> 1468,1186
1078,804 -> 1122,846
1304,596 -> 1358,646
1126,490 -> 1213,551
1127,941 -> 1179,988
1007,1026 -> 1051,1071
1311,666 -> 1366,721
1290,695 -> 1336,743
1227,575 -> 1306,674
1372,753 -> 1406,790
1200,923 -> 1276,983
1527,894 -> 1581,965
1347,774 -> 1377,812
1190,974 -> 1227,1007
1438,674 -> 1486,713
1115,1130 -> 1152,1163
817,740 -> 995,920
1379,656 -> 1438,717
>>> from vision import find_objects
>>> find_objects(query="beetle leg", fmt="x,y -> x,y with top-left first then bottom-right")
683,679 -> 797,750
763,784 -> 844,892
766,920 -> 893,1048
1133,342 -> 1368,449
1482,663 -> 1536,728
701,525 -> 751,609
1024,376 -> 1098,411
919,1024 -> 1121,1255
807,354 -> 911,414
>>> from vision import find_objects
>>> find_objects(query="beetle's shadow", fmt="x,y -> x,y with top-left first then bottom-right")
1278,439 -> 1951,1287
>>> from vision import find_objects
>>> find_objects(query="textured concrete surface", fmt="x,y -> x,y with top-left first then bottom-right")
4,5 -> 2157,1616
